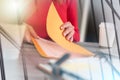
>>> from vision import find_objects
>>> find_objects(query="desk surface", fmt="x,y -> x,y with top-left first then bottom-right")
1,37 -> 120,80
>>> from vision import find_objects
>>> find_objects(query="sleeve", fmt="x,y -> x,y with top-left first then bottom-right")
24,1 -> 37,27
67,0 -> 80,42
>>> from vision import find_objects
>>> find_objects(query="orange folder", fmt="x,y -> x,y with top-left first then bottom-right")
31,37 -> 85,59
32,2 -> 94,59
46,3 -> 94,56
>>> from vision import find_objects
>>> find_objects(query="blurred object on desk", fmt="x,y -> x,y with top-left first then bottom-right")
99,22 -> 115,48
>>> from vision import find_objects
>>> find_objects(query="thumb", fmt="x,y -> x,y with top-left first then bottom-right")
27,25 -> 39,39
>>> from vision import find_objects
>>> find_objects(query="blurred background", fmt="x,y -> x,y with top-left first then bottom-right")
0,0 -> 35,24
0,0 -> 120,43
0,0 -> 120,80
78,0 -> 120,43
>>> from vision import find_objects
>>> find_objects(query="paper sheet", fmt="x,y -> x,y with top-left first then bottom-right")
32,37 -> 84,59
38,57 -> 120,80
60,57 -> 115,80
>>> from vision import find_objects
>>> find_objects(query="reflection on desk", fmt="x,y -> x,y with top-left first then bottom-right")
1,34 -> 120,80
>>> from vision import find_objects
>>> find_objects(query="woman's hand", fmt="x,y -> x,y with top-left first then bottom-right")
60,22 -> 75,42
24,25 -> 39,43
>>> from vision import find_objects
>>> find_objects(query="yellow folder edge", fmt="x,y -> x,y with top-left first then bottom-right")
31,37 -> 58,59
46,2 -> 94,57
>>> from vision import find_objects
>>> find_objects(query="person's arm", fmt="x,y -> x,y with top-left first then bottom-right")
23,2 -> 39,43
24,15 -> 38,43
24,24 -> 39,43
60,0 -> 80,42
66,0 -> 80,42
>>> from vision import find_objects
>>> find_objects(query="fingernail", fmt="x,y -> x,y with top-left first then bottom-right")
64,33 -> 66,36
37,36 -> 40,39
61,26 -> 63,30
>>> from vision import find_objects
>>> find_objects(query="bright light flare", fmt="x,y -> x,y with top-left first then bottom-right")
10,0 -> 20,12
0,0 -> 28,23
0,0 -> 21,23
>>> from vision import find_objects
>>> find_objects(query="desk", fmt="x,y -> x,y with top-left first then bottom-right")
1,36 -> 120,80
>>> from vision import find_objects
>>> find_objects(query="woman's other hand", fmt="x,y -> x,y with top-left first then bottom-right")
24,25 -> 39,43
60,22 -> 75,42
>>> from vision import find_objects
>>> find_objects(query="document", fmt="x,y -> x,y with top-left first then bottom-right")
32,37 -> 84,59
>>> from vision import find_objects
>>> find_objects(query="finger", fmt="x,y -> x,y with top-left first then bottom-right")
24,28 -> 32,43
28,26 -> 39,39
70,37 -> 74,42
60,22 -> 73,30
66,31 -> 74,41
63,27 -> 74,36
